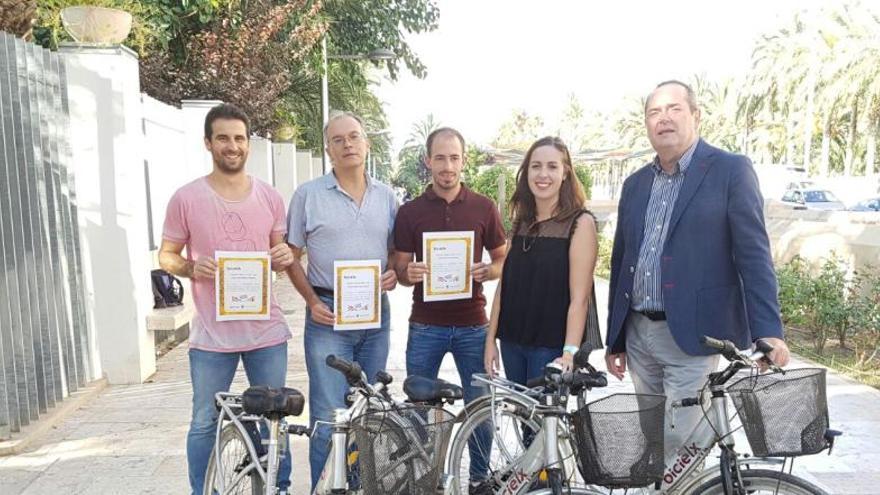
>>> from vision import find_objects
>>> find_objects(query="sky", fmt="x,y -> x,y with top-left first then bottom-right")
372,0 -> 852,155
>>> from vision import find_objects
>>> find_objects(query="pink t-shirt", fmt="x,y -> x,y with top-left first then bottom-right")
162,176 -> 291,352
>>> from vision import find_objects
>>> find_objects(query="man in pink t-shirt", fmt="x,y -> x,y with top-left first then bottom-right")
159,103 -> 296,495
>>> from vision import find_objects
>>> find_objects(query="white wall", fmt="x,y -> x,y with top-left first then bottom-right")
61,44 -> 155,384
311,156 -> 323,180
296,151 -> 313,186
248,136 -> 273,185
273,142 -> 297,202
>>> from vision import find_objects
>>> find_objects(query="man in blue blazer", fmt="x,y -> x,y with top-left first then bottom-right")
604,80 -> 790,456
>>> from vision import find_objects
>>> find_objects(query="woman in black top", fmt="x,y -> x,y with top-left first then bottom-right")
484,136 -> 600,385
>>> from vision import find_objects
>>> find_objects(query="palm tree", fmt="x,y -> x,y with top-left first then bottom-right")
0,0 -> 36,40
392,114 -> 439,198
741,2 -> 880,176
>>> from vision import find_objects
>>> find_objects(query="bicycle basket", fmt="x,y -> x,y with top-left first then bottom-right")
351,404 -> 456,495
727,367 -> 829,457
570,393 -> 665,488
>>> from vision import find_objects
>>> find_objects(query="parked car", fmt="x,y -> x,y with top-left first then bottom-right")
785,180 -> 816,191
849,197 -> 880,212
781,189 -> 846,211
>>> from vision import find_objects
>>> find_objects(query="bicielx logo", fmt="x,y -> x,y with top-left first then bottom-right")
501,471 -> 529,494
663,443 -> 709,485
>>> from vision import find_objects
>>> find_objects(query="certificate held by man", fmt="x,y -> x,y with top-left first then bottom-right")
333,260 -> 382,330
423,231 -> 474,302
215,251 -> 271,321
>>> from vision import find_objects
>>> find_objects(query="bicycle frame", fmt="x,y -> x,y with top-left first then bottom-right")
314,379 -> 457,495
212,391 -> 288,495
314,383 -> 385,494
468,374 -> 596,495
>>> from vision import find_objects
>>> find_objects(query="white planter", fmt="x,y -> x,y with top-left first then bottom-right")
60,6 -> 132,44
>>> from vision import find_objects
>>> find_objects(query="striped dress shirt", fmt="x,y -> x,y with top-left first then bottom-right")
631,139 -> 699,312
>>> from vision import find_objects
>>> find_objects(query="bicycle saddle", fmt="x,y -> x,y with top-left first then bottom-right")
403,375 -> 463,403
242,385 -> 305,418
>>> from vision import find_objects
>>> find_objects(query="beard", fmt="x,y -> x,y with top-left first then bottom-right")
213,151 -> 247,174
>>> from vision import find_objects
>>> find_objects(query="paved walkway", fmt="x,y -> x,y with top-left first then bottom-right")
1,278 -> 878,494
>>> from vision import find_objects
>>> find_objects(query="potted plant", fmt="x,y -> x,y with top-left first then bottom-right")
60,4 -> 132,44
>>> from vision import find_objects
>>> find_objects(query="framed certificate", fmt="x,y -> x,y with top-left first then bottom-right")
333,259 -> 381,330
215,251 -> 271,321
423,231 -> 473,302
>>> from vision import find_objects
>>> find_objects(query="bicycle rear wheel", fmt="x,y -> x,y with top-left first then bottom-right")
204,423 -> 265,495
691,468 -> 829,495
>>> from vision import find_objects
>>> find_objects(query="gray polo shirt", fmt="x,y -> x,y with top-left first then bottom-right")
287,172 -> 398,289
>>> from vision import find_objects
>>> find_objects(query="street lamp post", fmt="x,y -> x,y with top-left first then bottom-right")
320,38 -> 395,174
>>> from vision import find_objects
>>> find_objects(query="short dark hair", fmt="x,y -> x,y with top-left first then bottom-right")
204,103 -> 251,140
645,80 -> 698,113
426,127 -> 466,157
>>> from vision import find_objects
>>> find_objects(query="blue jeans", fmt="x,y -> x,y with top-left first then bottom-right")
406,322 -> 491,481
499,340 -> 560,386
305,292 -> 391,489
187,342 -> 291,495
500,340 -> 561,448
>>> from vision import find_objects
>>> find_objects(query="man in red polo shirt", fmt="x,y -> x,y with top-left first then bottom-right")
392,127 -> 507,487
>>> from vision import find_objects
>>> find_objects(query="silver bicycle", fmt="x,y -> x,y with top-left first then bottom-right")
204,385 -> 308,495
448,338 -> 840,495
204,356 -> 463,495
309,354 -> 462,495
446,343 -> 661,494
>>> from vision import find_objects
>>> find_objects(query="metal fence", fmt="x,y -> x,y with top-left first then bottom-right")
0,32 -> 92,439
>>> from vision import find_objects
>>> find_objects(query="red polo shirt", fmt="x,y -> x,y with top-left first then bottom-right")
394,184 -> 507,326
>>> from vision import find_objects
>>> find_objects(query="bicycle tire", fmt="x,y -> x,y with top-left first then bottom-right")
203,423 -> 265,495
448,395 -> 541,495
690,468 -> 829,495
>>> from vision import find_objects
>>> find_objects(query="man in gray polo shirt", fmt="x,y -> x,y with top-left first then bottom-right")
285,111 -> 398,488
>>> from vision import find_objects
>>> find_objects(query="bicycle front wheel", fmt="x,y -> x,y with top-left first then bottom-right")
447,395 -> 540,494
691,468 -> 829,495
204,423 -> 265,495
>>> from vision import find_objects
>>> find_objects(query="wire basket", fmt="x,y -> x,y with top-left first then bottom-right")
351,404 -> 455,495
727,368 -> 830,457
570,393 -> 666,488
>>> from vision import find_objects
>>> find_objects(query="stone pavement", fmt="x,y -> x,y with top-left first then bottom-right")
1,278 -> 879,494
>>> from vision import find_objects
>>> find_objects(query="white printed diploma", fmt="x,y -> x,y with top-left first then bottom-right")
422,231 -> 473,302
215,251 -> 271,321
333,260 -> 381,330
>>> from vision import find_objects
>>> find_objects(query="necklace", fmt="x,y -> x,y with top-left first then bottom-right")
521,221 -> 542,252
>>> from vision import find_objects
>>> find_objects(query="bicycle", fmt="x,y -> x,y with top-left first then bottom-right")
447,342 -> 663,494
204,356 -> 463,495
449,338 -> 841,495
304,354 -> 463,494
649,336 -> 840,495
204,385 -> 308,495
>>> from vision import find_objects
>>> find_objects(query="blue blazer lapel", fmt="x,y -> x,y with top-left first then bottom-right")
629,167 -> 654,250
667,139 -> 712,238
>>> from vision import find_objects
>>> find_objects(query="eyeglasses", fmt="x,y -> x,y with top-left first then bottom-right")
329,132 -> 365,147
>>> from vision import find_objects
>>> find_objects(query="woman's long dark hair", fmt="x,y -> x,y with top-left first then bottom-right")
509,136 -> 586,233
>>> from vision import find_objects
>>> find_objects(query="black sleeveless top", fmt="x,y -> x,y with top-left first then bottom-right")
497,209 -> 602,349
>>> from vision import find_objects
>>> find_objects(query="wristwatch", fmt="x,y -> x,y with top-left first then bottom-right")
563,344 -> 579,355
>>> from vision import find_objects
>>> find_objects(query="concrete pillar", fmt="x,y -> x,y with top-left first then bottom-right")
311,156 -> 323,180
180,99 -> 222,179
60,44 -> 155,384
296,151 -> 313,185
248,136 -> 273,185
272,142 -> 297,201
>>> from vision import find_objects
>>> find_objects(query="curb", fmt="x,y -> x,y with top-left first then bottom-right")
0,377 -> 109,456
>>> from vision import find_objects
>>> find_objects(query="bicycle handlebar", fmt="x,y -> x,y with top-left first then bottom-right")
701,335 -> 776,365
326,354 -> 364,387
